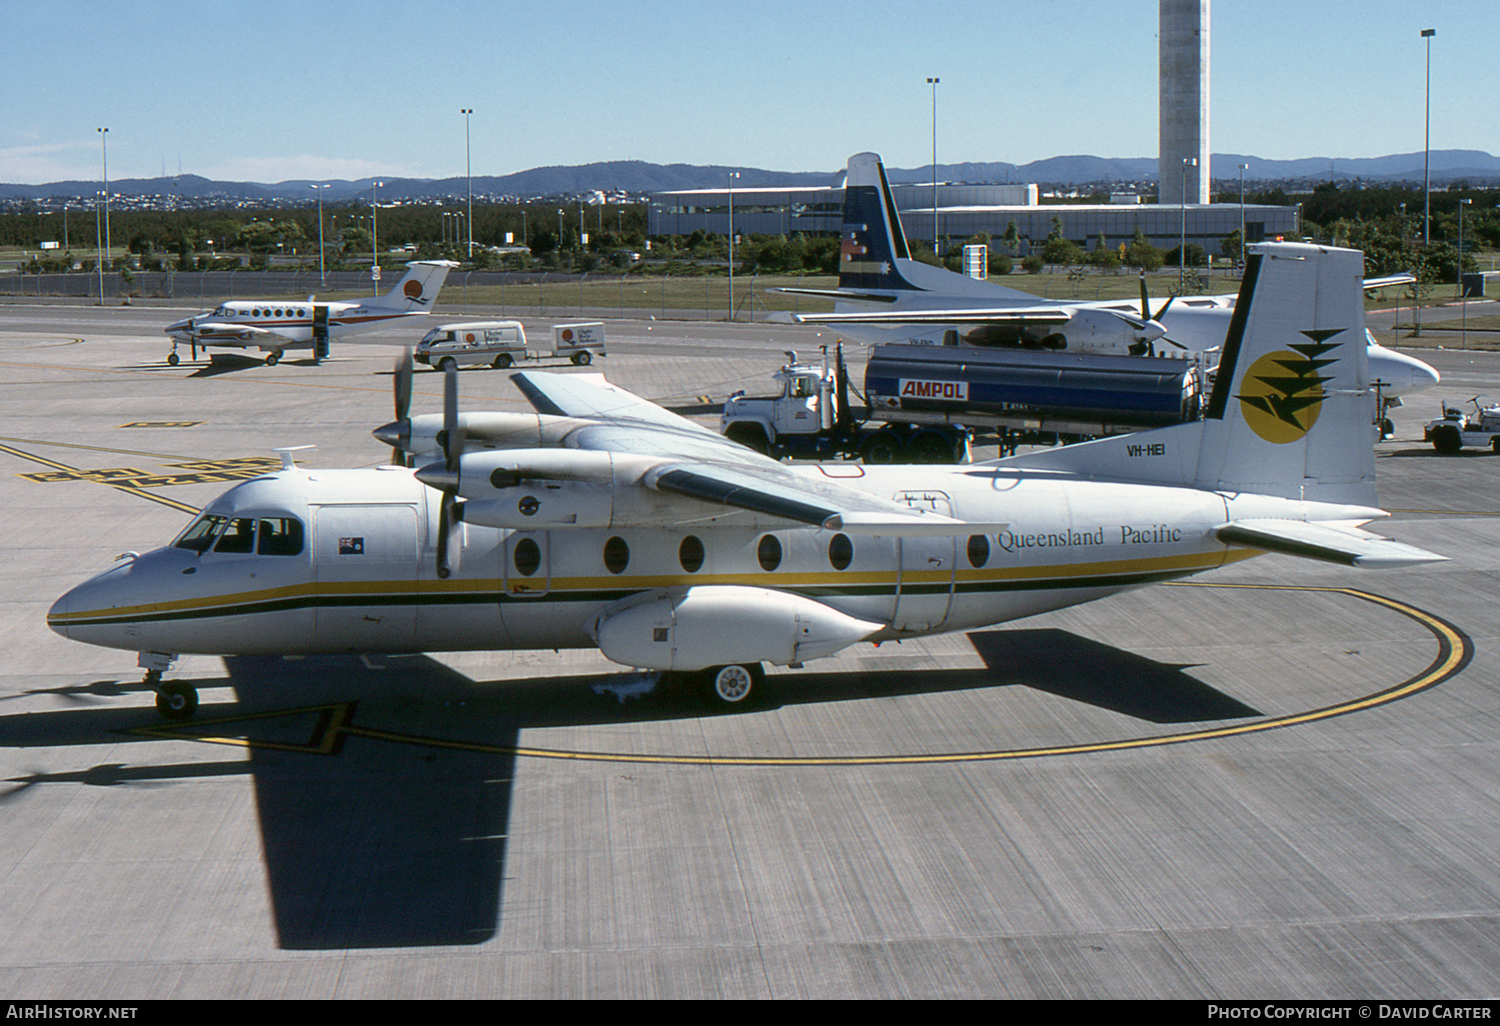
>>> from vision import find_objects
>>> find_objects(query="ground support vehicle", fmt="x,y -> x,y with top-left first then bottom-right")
1424,398 -> 1500,453
415,320 -> 605,371
720,343 -> 1205,464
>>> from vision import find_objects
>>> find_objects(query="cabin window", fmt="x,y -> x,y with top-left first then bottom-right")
828,533 -> 853,570
679,535 -> 704,573
603,536 -> 630,574
257,517 -> 304,556
757,534 -> 782,572
513,538 -> 541,576
967,534 -> 990,568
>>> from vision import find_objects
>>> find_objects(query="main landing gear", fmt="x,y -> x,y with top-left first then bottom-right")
698,663 -> 764,708
140,652 -> 197,720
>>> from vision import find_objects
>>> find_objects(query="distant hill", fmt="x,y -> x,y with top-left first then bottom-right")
4,149 -> 1497,202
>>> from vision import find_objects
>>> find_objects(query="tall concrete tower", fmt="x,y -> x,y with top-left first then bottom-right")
1159,0 -> 1210,205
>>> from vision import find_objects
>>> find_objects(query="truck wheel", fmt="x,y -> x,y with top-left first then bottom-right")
724,423 -> 769,454
860,432 -> 902,465
572,351 -> 593,366
492,353 -> 513,369
439,357 -> 458,373
907,431 -> 955,464
1432,425 -> 1463,454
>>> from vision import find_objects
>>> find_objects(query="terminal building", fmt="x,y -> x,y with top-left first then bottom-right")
647,180 -> 1300,258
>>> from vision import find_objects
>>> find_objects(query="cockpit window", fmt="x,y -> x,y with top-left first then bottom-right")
257,517 -> 304,556
214,517 -> 256,553
173,514 -> 227,552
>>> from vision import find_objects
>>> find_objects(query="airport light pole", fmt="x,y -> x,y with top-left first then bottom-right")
1459,197 -> 1471,348
1238,163 -> 1249,266
371,180 -> 383,295
1422,28 -> 1435,246
727,171 -> 739,321
927,76 -> 939,257
97,127 -> 109,300
309,183 -> 330,288
461,108 -> 473,259
1180,157 -> 1196,289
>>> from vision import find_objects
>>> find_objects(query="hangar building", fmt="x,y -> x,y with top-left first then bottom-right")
647,181 -> 1300,257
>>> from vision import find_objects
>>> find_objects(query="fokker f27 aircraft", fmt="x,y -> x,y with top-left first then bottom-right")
163,260 -> 456,366
51,243 -> 1443,719
777,153 -> 1440,414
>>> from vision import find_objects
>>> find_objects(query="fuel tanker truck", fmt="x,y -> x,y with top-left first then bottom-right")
719,343 -> 1206,463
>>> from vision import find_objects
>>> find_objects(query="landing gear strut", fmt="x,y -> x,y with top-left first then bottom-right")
139,651 -> 196,720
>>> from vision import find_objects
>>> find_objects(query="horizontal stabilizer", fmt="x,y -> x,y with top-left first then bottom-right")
1216,519 -> 1448,568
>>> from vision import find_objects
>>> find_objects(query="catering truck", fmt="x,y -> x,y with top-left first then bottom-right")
415,320 -> 605,370
720,343 -> 1205,463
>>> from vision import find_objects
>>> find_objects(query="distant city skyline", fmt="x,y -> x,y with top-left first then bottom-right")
3,0 -> 1495,186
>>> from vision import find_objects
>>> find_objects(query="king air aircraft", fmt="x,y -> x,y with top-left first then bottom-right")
50,242 -> 1444,719
778,153 -> 1439,426
162,260 -> 456,366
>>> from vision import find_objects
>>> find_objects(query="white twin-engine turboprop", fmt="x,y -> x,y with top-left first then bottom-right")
162,259 -> 456,366
52,243 -> 1444,719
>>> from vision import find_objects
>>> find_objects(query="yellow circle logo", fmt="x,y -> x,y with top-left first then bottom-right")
1235,333 -> 1343,444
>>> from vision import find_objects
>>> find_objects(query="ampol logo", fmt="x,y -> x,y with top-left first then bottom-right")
899,378 -> 968,402
403,279 -> 426,300
560,328 -> 575,343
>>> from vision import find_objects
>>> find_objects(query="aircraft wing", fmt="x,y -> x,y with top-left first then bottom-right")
498,370 -> 999,535
1216,519 -> 1447,569
174,321 -> 288,343
791,306 -> 1074,327
1364,273 -> 1416,291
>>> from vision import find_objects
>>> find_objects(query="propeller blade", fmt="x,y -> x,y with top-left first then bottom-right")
394,348 -> 412,422
442,359 -> 462,473
1152,294 -> 1175,323
1139,274 -> 1152,323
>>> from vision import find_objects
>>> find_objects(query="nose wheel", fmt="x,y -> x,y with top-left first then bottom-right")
148,674 -> 199,720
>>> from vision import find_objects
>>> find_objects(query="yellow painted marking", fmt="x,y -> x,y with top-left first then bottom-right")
120,583 -> 1469,768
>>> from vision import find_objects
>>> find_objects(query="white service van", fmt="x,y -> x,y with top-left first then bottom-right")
414,320 -> 605,370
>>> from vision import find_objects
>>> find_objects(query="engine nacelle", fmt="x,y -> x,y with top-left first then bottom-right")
460,480 -> 615,529
588,585 -> 880,672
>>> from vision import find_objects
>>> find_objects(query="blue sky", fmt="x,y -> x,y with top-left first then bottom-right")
2,0 -> 1494,184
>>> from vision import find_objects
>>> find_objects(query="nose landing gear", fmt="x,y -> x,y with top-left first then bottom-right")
139,652 -> 197,720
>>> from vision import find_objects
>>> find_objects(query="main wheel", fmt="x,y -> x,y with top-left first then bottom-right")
699,663 -> 763,708
155,681 -> 199,720
167,352 -> 180,366
265,351 -> 281,366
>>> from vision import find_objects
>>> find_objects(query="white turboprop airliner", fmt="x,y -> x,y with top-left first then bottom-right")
163,260 -> 456,366
778,153 -> 1440,419
51,243 -> 1443,719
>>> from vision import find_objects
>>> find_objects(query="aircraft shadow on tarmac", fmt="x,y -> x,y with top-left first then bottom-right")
0,628 -> 1257,950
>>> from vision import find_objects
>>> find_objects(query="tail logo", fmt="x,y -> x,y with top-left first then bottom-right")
403,280 -> 428,303
1235,329 -> 1346,444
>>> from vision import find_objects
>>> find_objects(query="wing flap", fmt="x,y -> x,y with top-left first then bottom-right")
1216,519 -> 1447,568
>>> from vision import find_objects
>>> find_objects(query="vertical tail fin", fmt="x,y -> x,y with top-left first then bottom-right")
999,242 -> 1378,507
370,260 -> 457,311
836,152 -> 1038,302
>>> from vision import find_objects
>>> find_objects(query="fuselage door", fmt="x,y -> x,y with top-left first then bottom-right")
892,490 -> 956,632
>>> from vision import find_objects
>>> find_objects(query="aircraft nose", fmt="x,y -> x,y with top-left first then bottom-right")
46,589 -> 72,639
